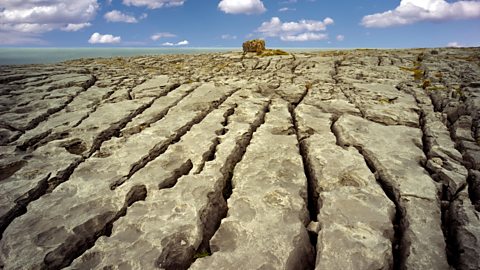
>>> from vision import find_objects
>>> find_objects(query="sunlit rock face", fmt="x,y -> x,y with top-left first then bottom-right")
0,47 -> 480,270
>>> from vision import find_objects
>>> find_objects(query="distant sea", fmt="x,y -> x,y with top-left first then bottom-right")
0,47 -> 337,66
0,48 -> 242,65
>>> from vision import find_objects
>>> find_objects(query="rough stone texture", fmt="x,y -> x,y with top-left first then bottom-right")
0,48 -> 479,270
295,104 -> 395,270
334,114 -> 449,270
190,99 -> 313,270
242,39 -> 266,53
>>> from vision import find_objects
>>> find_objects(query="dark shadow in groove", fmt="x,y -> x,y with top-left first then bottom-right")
354,146 -> 407,270
186,101 -> 271,269
43,185 -> 147,269
289,104 -> 317,270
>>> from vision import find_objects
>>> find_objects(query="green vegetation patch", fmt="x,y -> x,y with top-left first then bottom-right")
193,251 -> 211,259
375,96 -> 398,104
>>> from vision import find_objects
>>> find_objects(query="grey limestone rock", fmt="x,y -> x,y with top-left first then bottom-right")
1,47 -> 480,270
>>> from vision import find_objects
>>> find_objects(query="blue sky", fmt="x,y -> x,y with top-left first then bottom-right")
1,0 -> 479,48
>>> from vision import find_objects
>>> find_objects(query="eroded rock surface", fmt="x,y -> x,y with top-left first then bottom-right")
1,48 -> 479,270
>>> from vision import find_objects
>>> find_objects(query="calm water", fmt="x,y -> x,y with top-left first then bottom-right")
0,47 -> 339,66
0,48 -> 241,65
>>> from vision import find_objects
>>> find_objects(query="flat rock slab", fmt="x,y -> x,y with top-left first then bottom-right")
295,104 -> 395,270
190,99 -> 313,270
1,48 -> 480,270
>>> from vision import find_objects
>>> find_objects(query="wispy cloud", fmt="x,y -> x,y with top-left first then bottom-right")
279,7 -> 296,12
221,34 -> 237,40
122,0 -> 185,9
151,32 -> 177,41
447,41 -> 464,47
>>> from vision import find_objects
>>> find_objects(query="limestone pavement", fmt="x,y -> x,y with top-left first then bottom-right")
0,48 -> 479,269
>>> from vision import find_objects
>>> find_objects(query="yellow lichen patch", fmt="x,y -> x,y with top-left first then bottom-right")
305,81 -> 313,91
454,85 -> 465,97
413,69 -> 424,81
214,62 -> 230,71
322,50 -> 348,57
399,65 -> 424,81
257,49 -> 289,57
426,85 -> 446,91
422,80 -> 431,89
375,96 -> 398,104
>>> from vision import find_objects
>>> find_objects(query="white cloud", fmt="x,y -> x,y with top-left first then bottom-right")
0,0 -> 99,33
336,34 -> 345,41
88,32 -> 121,44
61,23 -> 91,31
218,0 -> 266,15
104,10 -> 138,23
256,17 -> 333,41
161,40 -> 189,46
151,32 -> 177,40
221,34 -> 237,40
279,7 -> 296,12
362,0 -> 480,28
123,0 -> 185,9
281,32 -> 328,41
447,41 -> 464,47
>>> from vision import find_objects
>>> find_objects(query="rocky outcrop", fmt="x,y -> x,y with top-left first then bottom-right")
242,39 -> 265,53
0,47 -> 479,270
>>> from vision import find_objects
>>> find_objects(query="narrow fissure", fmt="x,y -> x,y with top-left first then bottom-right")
0,86 -> 158,239
70,89 -> 115,128
354,146 -> 407,270
418,109 -> 458,267
120,84 -> 191,138
188,101 -> 271,268
17,130 -> 52,151
158,160 -> 193,189
194,104 -> 237,175
288,104 -> 318,270
263,59 -> 272,71
23,75 -> 97,133
113,89 -> 239,189
419,61 -> 478,268
43,185 -> 148,270
0,173 -> 49,240
330,114 -> 343,148
88,96 -> 159,157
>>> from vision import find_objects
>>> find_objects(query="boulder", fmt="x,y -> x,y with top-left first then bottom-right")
242,39 -> 265,53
